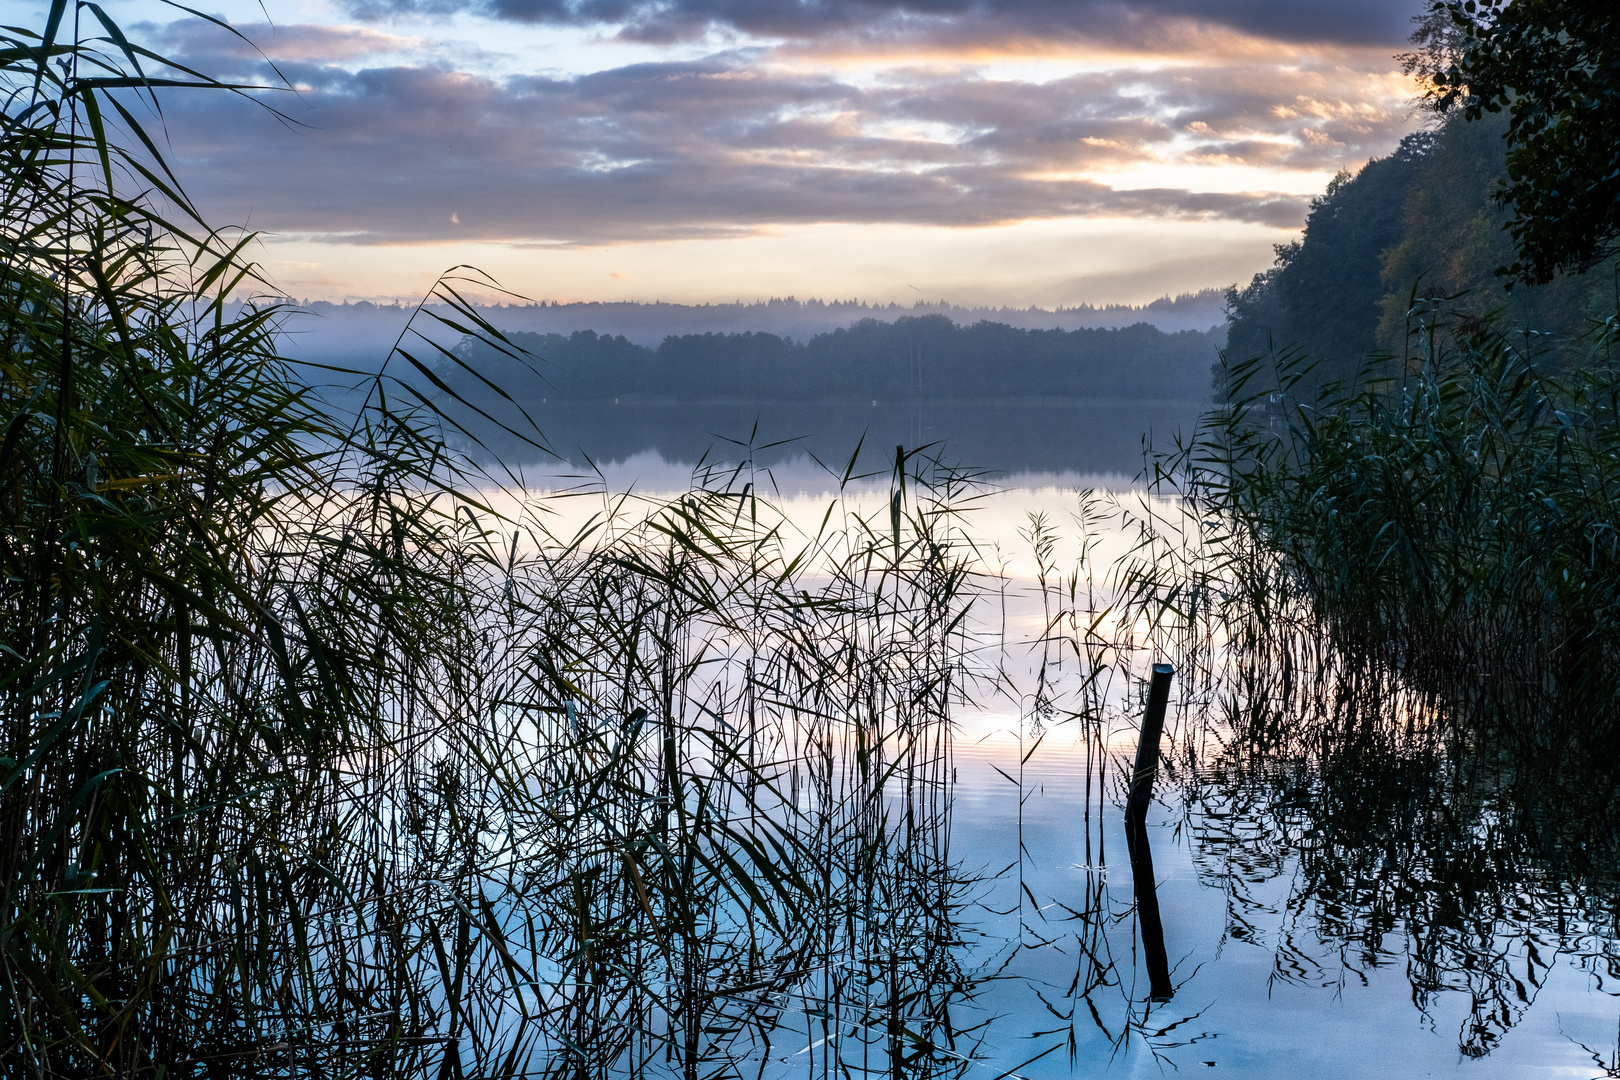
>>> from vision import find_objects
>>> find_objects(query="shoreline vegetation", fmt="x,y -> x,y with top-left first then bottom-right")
1224,109 -> 1618,399
1187,302 -> 1620,763
388,311 -> 1223,474
1,10 -> 1003,1071
1202,3 -> 1620,741
7,2 -> 1620,1077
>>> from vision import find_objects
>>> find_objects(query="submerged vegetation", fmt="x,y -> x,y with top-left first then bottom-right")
1170,603 -> 1620,1062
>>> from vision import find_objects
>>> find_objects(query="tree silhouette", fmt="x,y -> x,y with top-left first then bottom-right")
1431,0 -> 1620,284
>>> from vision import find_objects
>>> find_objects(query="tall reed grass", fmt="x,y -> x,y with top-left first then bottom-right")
0,9 -> 991,1077
1109,296 -> 1620,1061
16,7 -> 1620,1076
1186,297 -> 1620,758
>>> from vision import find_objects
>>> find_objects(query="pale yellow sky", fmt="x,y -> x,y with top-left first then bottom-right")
258,217 -> 1286,307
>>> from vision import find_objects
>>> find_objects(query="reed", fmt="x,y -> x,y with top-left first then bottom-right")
1181,295 -> 1620,759
0,9 -> 985,1077
1103,294 -> 1620,1062
19,7 -> 1618,1076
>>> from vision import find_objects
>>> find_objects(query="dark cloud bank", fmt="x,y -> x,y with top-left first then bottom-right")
345,0 -> 1417,49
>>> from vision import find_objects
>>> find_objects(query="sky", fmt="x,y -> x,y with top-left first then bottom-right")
23,0 -> 1428,305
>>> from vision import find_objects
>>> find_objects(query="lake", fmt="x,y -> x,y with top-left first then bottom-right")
469,398 -> 1619,1079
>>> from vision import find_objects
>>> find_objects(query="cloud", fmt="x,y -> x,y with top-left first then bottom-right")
139,18 -> 1416,250
146,19 -> 424,65
341,0 -> 1421,52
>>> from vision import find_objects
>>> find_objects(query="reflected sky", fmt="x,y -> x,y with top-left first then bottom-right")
457,405 -> 1620,1078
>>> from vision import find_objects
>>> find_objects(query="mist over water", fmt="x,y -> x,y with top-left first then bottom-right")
278,292 -> 1229,366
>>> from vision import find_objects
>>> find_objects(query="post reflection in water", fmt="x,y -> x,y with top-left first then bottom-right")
1125,818 -> 1175,1004
1125,663 -> 1175,1003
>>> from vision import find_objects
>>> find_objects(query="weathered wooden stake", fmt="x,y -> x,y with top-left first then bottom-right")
1127,662 -> 1176,1001
1126,663 -> 1175,824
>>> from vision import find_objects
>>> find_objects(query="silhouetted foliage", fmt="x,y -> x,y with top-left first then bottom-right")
1431,0 -> 1620,284
1223,136 -> 1430,394
1223,110 -> 1618,399
1200,301 -> 1620,752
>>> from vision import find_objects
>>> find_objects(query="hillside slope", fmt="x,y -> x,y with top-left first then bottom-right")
1224,110 -> 1617,396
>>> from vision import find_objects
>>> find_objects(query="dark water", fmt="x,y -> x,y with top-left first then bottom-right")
434,397 -> 1205,481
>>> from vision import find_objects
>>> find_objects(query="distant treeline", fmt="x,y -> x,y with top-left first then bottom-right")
280,289 -> 1227,365
445,314 -> 1222,403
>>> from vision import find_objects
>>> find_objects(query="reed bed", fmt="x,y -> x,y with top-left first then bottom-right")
0,12 -> 999,1076
1191,299 -> 1620,756
0,9 -> 1213,1074
1104,306 -> 1620,1061
3,250 -> 991,1078
12,7 -> 1620,1077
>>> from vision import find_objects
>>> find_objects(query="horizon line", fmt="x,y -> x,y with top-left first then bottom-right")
273,288 -> 1228,312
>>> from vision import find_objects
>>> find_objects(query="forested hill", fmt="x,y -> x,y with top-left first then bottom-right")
445,315 -> 1222,403
1226,109 -> 1618,393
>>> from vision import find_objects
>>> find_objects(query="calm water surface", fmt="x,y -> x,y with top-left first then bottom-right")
489,402 -> 1619,1079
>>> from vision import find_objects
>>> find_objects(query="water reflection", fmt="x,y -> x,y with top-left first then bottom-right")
892,474 -> 1620,1077
439,405 -> 1620,1077
1124,820 -> 1174,1004
1183,658 -> 1620,1064
442,397 -> 1203,480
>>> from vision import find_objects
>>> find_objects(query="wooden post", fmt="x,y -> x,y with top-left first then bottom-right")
1127,662 -> 1176,1000
1126,663 -> 1174,825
